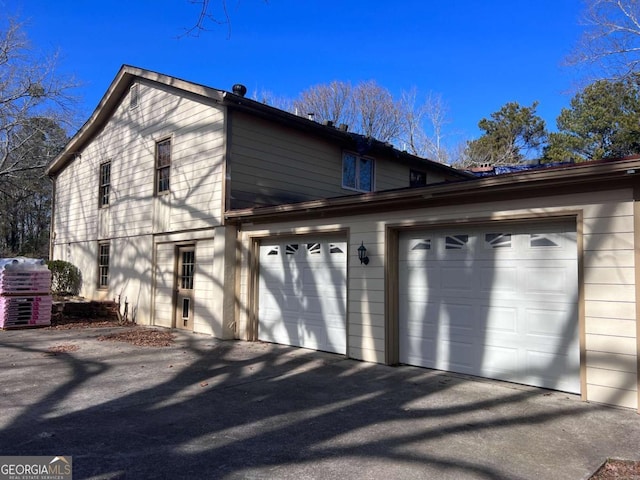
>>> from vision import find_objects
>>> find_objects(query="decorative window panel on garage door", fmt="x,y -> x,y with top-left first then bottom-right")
259,237 -> 347,354
398,221 -> 580,393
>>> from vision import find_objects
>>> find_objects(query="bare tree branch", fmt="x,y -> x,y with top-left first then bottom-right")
182,0 -> 268,38
569,0 -> 640,80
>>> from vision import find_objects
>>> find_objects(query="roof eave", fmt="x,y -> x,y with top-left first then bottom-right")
225,157 -> 640,223
221,92 -> 471,180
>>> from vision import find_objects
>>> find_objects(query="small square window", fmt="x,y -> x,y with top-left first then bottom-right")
155,138 -> 171,194
342,152 -> 374,192
98,243 -> 110,288
99,161 -> 111,207
410,169 -> 427,187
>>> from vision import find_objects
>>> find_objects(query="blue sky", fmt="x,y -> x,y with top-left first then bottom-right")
4,1 -> 586,148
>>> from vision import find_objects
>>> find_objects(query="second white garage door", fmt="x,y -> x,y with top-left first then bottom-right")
259,237 -> 347,354
399,221 -> 580,393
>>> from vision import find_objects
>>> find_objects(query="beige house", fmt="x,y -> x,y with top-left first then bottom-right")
48,66 -> 640,412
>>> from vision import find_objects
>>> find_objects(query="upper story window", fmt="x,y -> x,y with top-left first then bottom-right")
342,152 -> 374,192
410,169 -> 427,187
155,138 -> 171,195
99,161 -> 111,207
130,84 -> 139,109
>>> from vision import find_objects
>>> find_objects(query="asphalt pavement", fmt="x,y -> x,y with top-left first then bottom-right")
1,326 -> 639,479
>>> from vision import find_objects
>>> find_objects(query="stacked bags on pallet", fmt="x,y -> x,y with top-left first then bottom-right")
0,258 -> 52,329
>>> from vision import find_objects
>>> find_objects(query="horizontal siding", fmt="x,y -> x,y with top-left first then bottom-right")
585,300 -> 635,320
53,79 -> 225,247
154,243 -> 175,328
584,267 -> 635,284
586,384 -> 637,409
237,188 -> 638,409
229,111 -> 449,208
54,159 -> 98,243
586,317 -> 637,337
230,112 -> 345,207
109,237 -> 153,324
193,239 -> 216,335
586,350 -> 637,372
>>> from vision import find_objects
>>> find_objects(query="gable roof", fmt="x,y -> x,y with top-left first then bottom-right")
47,65 -> 470,180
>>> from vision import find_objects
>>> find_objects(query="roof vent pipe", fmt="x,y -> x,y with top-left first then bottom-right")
338,124 -> 349,132
232,84 -> 247,97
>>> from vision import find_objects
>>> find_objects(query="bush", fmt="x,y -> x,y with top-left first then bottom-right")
47,260 -> 82,296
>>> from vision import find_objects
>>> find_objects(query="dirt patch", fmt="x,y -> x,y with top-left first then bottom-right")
590,459 -> 640,479
48,318 -> 130,330
97,329 -> 174,347
48,304 -> 172,347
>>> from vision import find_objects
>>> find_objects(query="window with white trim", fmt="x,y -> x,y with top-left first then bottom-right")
342,152 -> 374,192
99,161 -> 111,207
155,138 -> 171,194
98,242 -> 110,289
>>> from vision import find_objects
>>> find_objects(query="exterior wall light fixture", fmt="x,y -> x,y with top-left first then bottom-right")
358,241 -> 369,265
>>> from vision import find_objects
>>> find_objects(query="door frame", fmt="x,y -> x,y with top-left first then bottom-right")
174,244 -> 196,331
246,229 -> 350,345
386,212 -> 586,398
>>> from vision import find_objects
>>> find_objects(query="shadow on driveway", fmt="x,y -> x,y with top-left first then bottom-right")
1,326 -> 639,479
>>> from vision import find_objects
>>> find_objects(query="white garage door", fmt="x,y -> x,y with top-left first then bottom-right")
259,237 -> 347,354
399,222 -> 580,393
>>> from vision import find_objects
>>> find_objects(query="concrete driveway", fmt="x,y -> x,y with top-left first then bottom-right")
1,326 -> 639,480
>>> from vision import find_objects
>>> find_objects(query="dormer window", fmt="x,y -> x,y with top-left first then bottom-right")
342,152 -> 374,192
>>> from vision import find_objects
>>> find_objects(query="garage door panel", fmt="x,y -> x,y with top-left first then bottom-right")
480,267 -> 518,293
447,341 -> 477,370
444,303 -> 476,331
440,267 -> 474,292
399,222 -> 580,394
525,308 -> 576,338
524,265 -> 576,295
259,237 -> 347,354
526,350 -> 580,392
482,346 -> 520,376
260,317 -> 299,345
302,265 -> 345,286
260,292 -> 303,314
484,306 -> 519,334
302,295 -> 345,316
399,298 -> 441,325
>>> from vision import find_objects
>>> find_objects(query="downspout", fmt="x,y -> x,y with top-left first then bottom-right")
48,174 -> 57,261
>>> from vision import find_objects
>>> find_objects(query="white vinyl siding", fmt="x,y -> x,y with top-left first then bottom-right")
153,242 -> 175,329
237,189 -> 638,409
